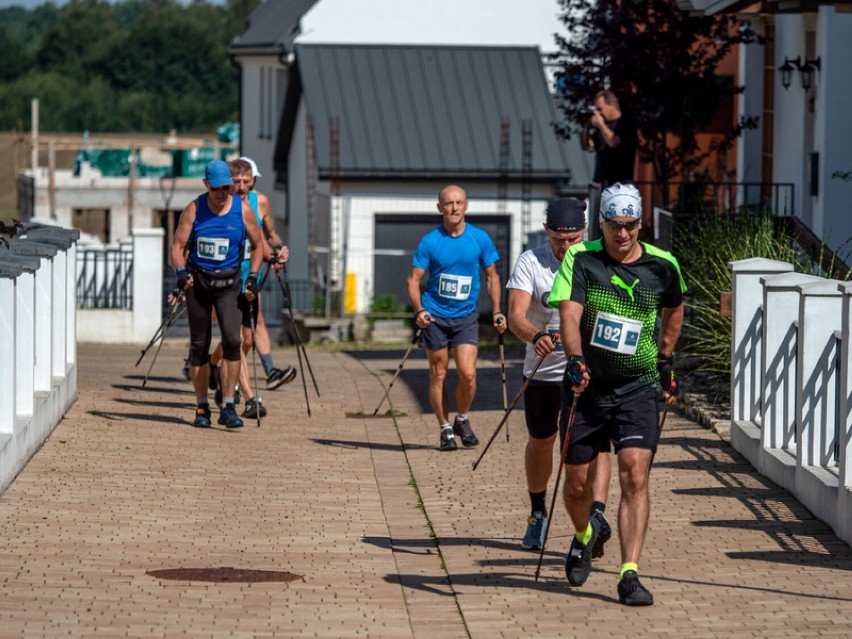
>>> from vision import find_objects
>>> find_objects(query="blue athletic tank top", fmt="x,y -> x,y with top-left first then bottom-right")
240,191 -> 265,289
189,194 -> 245,272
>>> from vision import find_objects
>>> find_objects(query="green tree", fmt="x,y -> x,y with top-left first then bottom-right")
552,0 -> 762,191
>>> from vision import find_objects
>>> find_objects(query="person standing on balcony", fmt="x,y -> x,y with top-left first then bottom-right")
581,90 -> 638,188
406,184 -> 507,451
506,197 -> 613,555
549,182 -> 685,606
170,160 -> 264,429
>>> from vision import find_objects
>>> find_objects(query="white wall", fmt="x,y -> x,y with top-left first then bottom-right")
815,6 -> 852,258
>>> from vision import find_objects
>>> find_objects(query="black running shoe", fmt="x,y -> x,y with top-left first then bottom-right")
243,398 -> 267,418
182,358 -> 191,382
591,510 -> 612,559
192,404 -> 211,428
266,366 -> 297,390
618,570 -> 654,606
565,516 -> 600,587
453,416 -> 479,446
439,427 -> 458,451
218,404 -> 244,429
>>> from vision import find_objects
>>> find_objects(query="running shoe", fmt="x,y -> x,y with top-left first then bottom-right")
439,426 -> 458,451
521,511 -> 548,550
243,398 -> 267,418
266,366 -> 297,390
591,510 -> 612,559
452,416 -> 479,447
192,404 -> 211,428
617,570 -> 654,606
218,404 -> 244,429
565,516 -> 600,587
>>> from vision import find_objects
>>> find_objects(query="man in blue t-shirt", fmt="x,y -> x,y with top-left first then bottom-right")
406,185 -> 507,451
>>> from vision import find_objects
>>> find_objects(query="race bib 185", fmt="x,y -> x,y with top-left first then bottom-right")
590,311 -> 642,355
197,236 -> 230,261
438,274 -> 472,300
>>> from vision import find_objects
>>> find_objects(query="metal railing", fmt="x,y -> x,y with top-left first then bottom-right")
76,246 -> 133,309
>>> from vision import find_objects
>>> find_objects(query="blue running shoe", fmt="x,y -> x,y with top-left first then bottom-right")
521,511 -> 548,550
192,404 -> 211,428
218,404 -> 244,429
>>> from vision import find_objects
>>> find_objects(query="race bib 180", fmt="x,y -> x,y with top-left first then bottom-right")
197,236 -> 230,261
590,311 -> 642,355
438,274 -> 472,300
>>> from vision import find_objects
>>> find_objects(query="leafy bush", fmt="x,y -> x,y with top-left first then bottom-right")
367,294 -> 410,326
675,212 -> 817,384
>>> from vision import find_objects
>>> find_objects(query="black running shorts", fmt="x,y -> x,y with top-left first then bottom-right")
420,310 -> 479,350
559,386 -> 659,465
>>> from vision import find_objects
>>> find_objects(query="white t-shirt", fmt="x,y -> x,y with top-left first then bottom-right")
506,244 -> 566,383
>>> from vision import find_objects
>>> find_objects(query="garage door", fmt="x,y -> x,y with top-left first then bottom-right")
373,213 -> 511,314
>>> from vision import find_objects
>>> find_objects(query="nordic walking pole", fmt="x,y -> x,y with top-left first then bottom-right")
273,266 -> 316,416
247,270 -> 268,428
135,290 -> 185,367
535,392 -> 580,581
274,265 -> 320,395
373,327 -> 422,416
650,401 -> 670,469
471,355 -> 544,471
142,292 -> 184,387
498,329 -> 509,441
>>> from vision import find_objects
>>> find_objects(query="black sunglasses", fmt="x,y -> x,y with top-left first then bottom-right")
603,218 -> 641,231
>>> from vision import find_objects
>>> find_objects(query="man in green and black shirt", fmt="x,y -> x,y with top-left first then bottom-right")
548,182 -> 685,606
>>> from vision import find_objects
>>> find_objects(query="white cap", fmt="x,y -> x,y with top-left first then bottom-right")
600,182 -> 641,220
239,156 -> 261,178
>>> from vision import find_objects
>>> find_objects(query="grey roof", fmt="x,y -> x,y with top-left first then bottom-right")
229,0 -> 319,52
276,44 -> 590,185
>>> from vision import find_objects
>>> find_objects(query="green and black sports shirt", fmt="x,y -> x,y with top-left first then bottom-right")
548,239 -> 686,402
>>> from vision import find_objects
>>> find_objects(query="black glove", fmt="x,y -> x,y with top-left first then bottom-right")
176,267 -> 190,290
657,354 -> 678,395
245,273 -> 259,296
564,354 -> 587,388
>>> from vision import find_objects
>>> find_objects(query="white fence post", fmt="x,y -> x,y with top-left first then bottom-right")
838,282 -> 852,539
131,228 -> 165,342
794,279 -> 843,533
729,258 -> 794,424
760,273 -> 822,452
0,270 -> 19,435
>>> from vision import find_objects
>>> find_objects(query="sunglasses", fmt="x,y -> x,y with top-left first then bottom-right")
209,185 -> 232,192
603,218 -> 641,231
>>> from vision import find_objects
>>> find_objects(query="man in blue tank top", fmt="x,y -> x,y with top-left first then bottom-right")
170,160 -> 264,429
406,184 -> 507,451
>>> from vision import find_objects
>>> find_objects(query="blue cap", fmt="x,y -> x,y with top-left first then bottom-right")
205,160 -> 233,188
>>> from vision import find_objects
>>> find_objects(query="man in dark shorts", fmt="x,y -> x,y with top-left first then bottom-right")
406,185 -> 507,451
170,160 -> 264,429
549,182 -> 685,606
507,198 -> 613,554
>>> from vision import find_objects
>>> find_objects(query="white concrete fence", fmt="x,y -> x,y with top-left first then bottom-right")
729,258 -> 852,547
0,225 -> 79,495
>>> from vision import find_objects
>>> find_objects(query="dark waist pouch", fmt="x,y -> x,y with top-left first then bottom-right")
195,267 -> 240,289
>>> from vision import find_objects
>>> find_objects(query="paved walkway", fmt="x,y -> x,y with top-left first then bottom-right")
1,340 -> 851,638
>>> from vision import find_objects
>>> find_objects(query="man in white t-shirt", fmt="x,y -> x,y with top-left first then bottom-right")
506,198 -> 612,552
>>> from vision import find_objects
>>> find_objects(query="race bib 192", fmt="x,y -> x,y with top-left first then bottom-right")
590,311 -> 642,355
197,236 -> 230,261
438,274 -> 472,300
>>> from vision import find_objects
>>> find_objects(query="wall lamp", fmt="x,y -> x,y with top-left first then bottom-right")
779,56 -> 821,91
